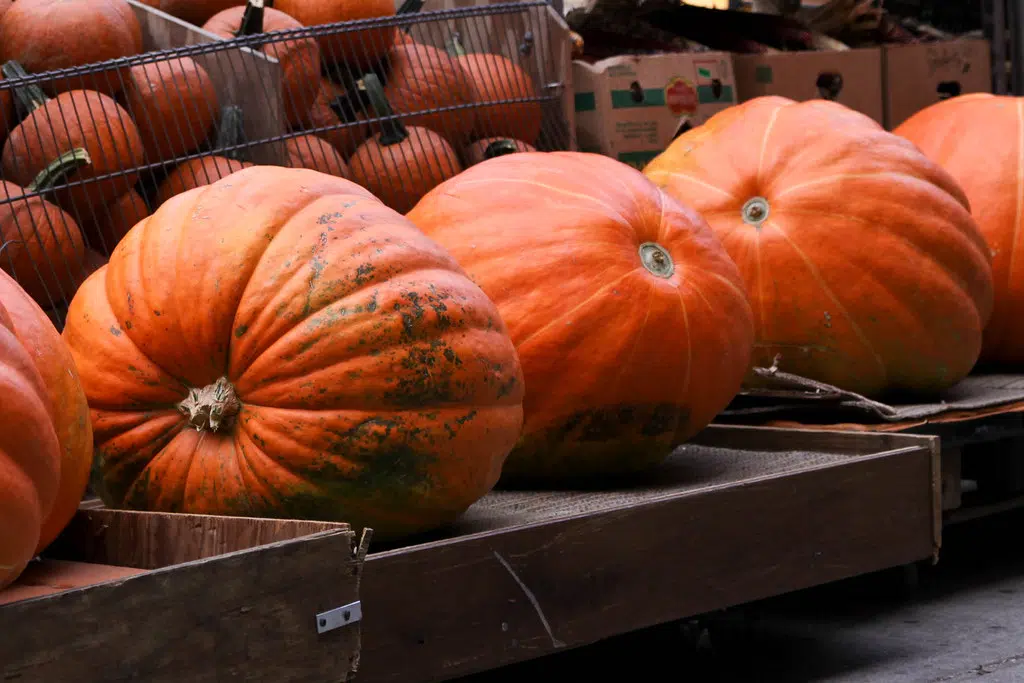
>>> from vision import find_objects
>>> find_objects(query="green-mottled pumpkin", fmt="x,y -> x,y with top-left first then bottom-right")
62,166 -> 525,539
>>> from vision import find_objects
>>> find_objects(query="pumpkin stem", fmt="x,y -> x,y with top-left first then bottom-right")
741,196 -> 770,227
445,32 -> 468,57
177,377 -> 242,433
638,242 -> 674,279
216,105 -> 247,161
26,148 -> 93,193
483,139 -> 521,159
236,0 -> 266,37
363,73 -> 408,146
1,60 -> 49,116
397,0 -> 423,33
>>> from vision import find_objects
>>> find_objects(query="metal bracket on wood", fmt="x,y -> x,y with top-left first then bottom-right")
316,601 -> 363,635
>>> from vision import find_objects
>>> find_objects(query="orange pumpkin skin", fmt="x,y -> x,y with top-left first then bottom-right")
407,151 -> 755,481
0,269 -> 93,566
124,57 -> 219,163
0,180 -> 87,307
134,0 -> 243,25
285,134 -> 350,178
203,6 -> 321,129
79,188 -> 151,255
275,0 -> 395,69
458,52 -> 542,145
385,43 -> 477,145
644,96 -> 994,397
155,156 -> 253,206
894,94 -> 1024,366
62,166 -> 524,538
2,90 -> 145,214
0,0 -> 143,95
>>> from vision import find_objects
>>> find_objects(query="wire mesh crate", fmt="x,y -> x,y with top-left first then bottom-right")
0,0 -> 574,327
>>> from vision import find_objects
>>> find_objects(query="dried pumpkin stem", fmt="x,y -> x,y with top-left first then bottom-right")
483,140 -> 520,160
445,32 -> 468,56
1,60 -> 49,115
26,148 -> 92,193
178,377 -> 242,432
216,105 -> 247,161
236,0 -> 266,37
363,73 -> 408,146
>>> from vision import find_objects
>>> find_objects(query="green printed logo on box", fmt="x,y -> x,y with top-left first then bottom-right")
755,65 -> 774,84
610,87 -> 666,109
618,150 -> 662,169
574,92 -> 597,112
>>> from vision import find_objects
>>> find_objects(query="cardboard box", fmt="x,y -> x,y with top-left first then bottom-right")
733,48 -> 884,125
573,51 -> 737,169
882,38 -> 992,130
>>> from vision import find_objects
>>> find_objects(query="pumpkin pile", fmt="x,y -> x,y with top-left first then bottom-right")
643,96 -> 994,398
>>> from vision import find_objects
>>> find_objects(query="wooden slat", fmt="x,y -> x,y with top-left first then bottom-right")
47,508 -> 349,569
356,436 -> 938,682
694,422 -> 936,455
1,529 -> 361,683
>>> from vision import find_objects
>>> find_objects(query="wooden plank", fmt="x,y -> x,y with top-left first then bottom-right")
356,437 -> 938,682
694,422 -> 937,455
1,529 -> 362,683
128,0 -> 286,165
47,508 -> 349,569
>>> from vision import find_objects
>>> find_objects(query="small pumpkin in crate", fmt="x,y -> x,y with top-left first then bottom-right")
0,0 -> 143,95
62,165 -> 524,539
298,80 -> 369,158
275,0 -> 396,70
384,42 -> 477,145
155,105 -> 253,206
464,137 -> 536,166
285,134 -> 349,178
0,149 -> 90,308
134,0 -> 244,25
406,151 -> 755,482
644,96 -> 994,398
0,267 -> 93,590
894,94 -> 1024,367
448,35 -> 543,146
350,74 -> 462,214
203,0 -> 321,129
1,62 -> 145,216
78,189 -> 150,256
123,56 -> 219,164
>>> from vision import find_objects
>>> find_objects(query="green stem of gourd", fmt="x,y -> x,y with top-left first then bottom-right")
217,105 -> 246,161
26,148 -> 92,193
445,32 -> 468,57
1,60 -> 49,116
363,73 -> 407,147
483,140 -> 520,159
236,0 -> 266,37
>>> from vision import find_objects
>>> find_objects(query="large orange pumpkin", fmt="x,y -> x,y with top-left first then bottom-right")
406,151 -> 754,482
894,94 -> 1024,366
0,268 -> 93,590
644,96 -> 994,397
62,166 -> 524,538
0,0 -> 143,95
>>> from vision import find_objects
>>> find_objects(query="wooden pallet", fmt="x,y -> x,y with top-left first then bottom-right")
353,424 -> 940,682
0,509 -> 367,683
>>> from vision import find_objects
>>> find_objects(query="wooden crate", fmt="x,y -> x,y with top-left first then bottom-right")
354,424 -> 941,682
127,0 -> 286,164
0,509 -> 367,683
